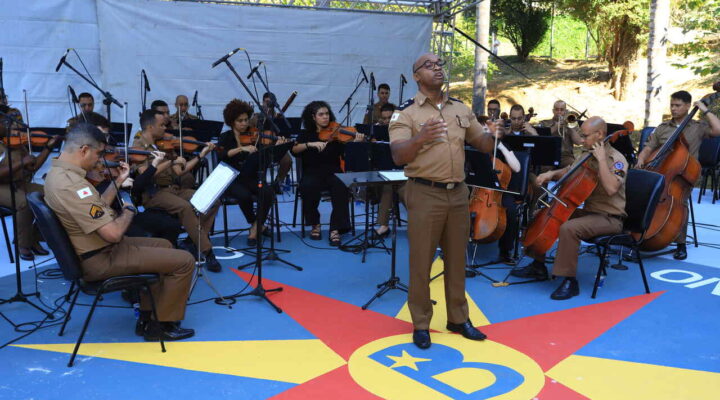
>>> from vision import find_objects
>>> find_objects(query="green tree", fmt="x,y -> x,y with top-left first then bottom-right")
560,0 -> 649,100
491,0 -> 551,61
673,0 -> 720,76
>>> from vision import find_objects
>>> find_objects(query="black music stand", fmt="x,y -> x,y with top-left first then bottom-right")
355,124 -> 389,142
607,122 -> 637,166
335,171 -> 409,310
184,119 -> 224,142
502,135 -> 562,168
535,126 -> 552,136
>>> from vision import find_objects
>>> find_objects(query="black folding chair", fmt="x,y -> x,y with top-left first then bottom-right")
586,169 -> 665,298
27,192 -> 165,367
697,137 -> 720,204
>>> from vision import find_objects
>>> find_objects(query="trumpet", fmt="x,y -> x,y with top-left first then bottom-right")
564,113 -> 580,129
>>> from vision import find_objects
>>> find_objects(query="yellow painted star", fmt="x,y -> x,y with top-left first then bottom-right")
386,350 -> 431,371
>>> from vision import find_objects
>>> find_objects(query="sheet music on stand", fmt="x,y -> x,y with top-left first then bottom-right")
379,170 -> 407,182
190,162 -> 239,214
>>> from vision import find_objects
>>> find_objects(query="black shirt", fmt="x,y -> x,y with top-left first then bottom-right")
294,129 -> 344,174
218,130 -> 251,171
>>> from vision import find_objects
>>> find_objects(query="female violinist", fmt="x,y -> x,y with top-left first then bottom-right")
0,108 -> 57,260
513,117 -> 628,300
218,99 -> 278,246
292,101 -> 365,246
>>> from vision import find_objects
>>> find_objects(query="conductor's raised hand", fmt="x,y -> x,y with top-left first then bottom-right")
417,117 -> 447,144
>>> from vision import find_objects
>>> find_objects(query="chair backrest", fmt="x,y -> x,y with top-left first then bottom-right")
27,192 -> 83,282
698,137 -> 720,167
624,169 -> 665,233
637,127 -> 655,153
507,151 -> 531,200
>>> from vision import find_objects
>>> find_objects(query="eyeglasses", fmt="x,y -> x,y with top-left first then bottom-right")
413,59 -> 446,73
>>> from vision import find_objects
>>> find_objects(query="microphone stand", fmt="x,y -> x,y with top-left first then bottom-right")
339,77 -> 366,126
399,75 -> 407,105
57,56 -> 123,123
0,110 -> 54,318
193,92 -> 204,120
248,67 -> 291,131
215,55 -> 290,313
140,70 -> 150,113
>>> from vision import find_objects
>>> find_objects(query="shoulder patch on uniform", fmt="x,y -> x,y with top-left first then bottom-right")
448,96 -> 464,104
397,99 -> 415,111
77,187 -> 93,199
390,112 -> 400,122
89,204 -> 105,219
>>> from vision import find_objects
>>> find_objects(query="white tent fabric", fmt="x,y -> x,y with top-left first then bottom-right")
1,0 -> 431,127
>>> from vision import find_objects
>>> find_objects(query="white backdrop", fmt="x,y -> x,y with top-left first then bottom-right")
1,0 -> 431,127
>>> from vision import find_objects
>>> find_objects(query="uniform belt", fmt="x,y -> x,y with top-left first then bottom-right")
410,177 -> 461,190
79,245 -> 111,261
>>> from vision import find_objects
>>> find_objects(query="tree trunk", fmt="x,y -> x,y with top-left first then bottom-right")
644,0 -> 670,127
473,0 -> 491,116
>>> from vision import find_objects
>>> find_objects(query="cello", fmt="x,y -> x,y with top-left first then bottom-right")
637,90 -> 720,251
523,121 -> 634,258
469,121 -> 514,242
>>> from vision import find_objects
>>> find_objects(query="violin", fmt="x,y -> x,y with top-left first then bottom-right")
318,121 -> 359,143
638,89 -> 720,251
523,121 -> 634,258
155,134 -> 211,153
0,131 -> 63,148
238,128 -> 281,146
104,147 -> 153,164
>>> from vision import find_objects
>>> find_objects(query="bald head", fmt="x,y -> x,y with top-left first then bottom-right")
413,53 -> 436,72
176,95 -> 189,114
584,116 -> 607,135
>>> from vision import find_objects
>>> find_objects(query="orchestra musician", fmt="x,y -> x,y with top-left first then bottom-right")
256,92 -> 293,193
538,100 -> 582,168
512,117 -> 628,300
44,123 -> 196,341
218,99 -> 278,246
0,107 -> 55,260
507,104 -> 538,136
66,92 -> 106,130
364,83 -> 394,125
131,109 -> 221,272
292,101 -> 364,246
636,90 -> 720,260
376,103 -> 395,126
169,95 -> 198,130
389,53 -> 495,349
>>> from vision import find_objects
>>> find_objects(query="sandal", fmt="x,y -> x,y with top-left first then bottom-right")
329,230 -> 341,247
310,225 -> 321,240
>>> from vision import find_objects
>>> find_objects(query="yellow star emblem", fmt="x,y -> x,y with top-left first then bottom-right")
386,350 -> 431,371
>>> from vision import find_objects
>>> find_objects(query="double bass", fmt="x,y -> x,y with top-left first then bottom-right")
637,90 -> 720,251
469,121 -> 513,242
523,121 -> 634,258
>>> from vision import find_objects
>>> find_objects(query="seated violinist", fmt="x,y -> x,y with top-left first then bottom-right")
512,117 -> 627,300
377,103 -> 395,126
292,101 -> 365,246
132,109 -> 221,272
218,99 -> 279,246
0,108 -> 56,260
169,95 -> 198,130
77,114 -> 185,247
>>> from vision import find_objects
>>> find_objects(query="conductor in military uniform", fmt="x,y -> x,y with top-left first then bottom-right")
44,123 -> 196,341
389,53 -> 497,349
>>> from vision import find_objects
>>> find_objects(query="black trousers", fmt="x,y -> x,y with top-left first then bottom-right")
127,209 -> 184,246
300,170 -> 350,233
498,193 -> 521,255
224,176 -> 274,227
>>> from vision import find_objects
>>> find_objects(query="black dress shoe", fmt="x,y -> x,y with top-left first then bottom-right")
31,244 -> 50,256
143,321 -> 195,341
673,244 -> 687,260
447,320 -> 487,341
499,252 -> 516,266
204,252 -> 222,273
413,329 -> 431,349
551,277 -> 580,300
510,260 -> 548,280
19,250 -> 34,261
